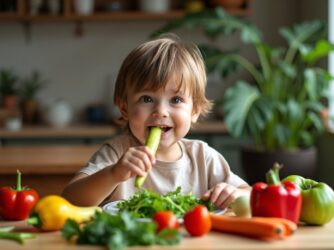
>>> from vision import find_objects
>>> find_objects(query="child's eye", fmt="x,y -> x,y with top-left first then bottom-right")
139,95 -> 153,103
171,96 -> 183,104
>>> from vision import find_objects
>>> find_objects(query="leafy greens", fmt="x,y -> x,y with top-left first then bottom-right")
117,187 -> 215,218
62,211 -> 181,250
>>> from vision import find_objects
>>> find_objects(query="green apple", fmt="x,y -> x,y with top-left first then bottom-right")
283,175 -> 334,225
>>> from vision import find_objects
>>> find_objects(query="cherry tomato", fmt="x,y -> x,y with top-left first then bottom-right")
152,211 -> 179,232
183,205 -> 211,237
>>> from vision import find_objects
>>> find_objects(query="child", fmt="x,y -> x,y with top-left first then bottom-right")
62,35 -> 250,209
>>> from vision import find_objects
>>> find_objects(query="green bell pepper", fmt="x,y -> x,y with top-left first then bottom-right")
283,175 -> 334,225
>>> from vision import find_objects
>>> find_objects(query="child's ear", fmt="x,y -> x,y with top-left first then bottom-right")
119,103 -> 129,120
191,110 -> 200,123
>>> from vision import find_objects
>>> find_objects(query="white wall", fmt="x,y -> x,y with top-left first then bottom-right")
0,0 -> 324,122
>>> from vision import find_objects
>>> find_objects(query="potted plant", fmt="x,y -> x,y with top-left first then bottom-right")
152,8 -> 334,183
19,70 -> 47,124
0,68 -> 19,111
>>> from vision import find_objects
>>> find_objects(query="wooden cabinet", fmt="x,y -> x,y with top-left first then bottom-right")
0,0 -> 252,22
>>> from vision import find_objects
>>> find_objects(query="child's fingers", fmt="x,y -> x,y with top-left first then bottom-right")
135,147 -> 155,170
215,189 -> 237,210
209,183 -> 227,204
201,189 -> 212,201
124,146 -> 153,173
128,153 -> 150,173
118,155 -> 146,178
209,184 -> 237,209
142,146 -> 156,164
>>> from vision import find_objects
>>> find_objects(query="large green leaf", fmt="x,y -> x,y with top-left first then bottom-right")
199,45 -> 239,76
239,23 -> 262,44
303,39 -> 334,63
274,123 -> 290,148
286,99 -> 303,122
304,69 -> 317,101
278,61 -> 296,79
280,20 -> 326,64
223,81 -> 258,137
280,20 -> 325,49
223,81 -> 272,138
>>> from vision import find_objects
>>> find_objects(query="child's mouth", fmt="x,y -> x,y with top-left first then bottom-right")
148,126 -> 172,133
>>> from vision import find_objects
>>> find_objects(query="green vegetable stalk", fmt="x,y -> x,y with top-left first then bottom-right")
135,127 -> 162,188
0,226 -> 36,244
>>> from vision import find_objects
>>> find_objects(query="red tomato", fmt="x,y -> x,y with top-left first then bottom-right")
152,211 -> 179,232
183,205 -> 212,237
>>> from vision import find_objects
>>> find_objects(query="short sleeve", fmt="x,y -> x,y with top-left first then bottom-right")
78,135 -> 135,175
204,143 -> 248,188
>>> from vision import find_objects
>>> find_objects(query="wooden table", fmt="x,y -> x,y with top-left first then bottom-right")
0,219 -> 333,250
0,145 -> 100,197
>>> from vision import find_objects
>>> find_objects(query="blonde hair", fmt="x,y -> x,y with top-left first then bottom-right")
114,35 -> 212,121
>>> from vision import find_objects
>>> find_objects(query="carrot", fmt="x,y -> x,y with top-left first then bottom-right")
210,214 -> 287,240
251,217 -> 297,237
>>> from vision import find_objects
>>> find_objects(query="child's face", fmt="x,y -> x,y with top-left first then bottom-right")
121,78 -> 199,159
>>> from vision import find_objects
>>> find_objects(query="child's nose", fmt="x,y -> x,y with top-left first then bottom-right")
152,102 -> 169,118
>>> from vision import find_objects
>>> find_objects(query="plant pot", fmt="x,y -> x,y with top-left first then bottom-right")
45,99 -> 73,128
21,99 -> 40,124
2,95 -> 17,111
139,0 -> 170,13
5,115 -> 22,131
241,146 -> 317,185
86,104 -> 107,124
74,0 -> 95,15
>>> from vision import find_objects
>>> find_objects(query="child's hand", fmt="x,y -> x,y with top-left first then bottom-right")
110,146 -> 155,182
201,183 -> 249,210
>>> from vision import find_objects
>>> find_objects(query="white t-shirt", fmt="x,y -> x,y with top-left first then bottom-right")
79,134 -> 248,203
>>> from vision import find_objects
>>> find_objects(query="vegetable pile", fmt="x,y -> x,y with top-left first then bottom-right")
62,211 -> 181,250
117,187 -> 214,218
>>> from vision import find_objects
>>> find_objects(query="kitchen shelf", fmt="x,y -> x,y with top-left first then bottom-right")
0,0 -> 252,22
0,0 -> 252,38
22,10 -> 185,22
0,11 -> 186,22
0,124 -> 119,139
0,121 -> 226,140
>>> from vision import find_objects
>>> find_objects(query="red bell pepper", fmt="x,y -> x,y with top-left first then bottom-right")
250,163 -> 302,224
0,170 -> 39,220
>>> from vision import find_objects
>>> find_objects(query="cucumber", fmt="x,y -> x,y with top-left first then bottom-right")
135,127 -> 162,188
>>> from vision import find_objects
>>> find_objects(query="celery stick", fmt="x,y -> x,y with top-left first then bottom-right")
135,127 -> 162,188
0,226 -> 14,232
0,231 -> 36,244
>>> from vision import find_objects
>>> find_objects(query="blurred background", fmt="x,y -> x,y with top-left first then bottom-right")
0,0 -> 331,196
0,0 -> 326,123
